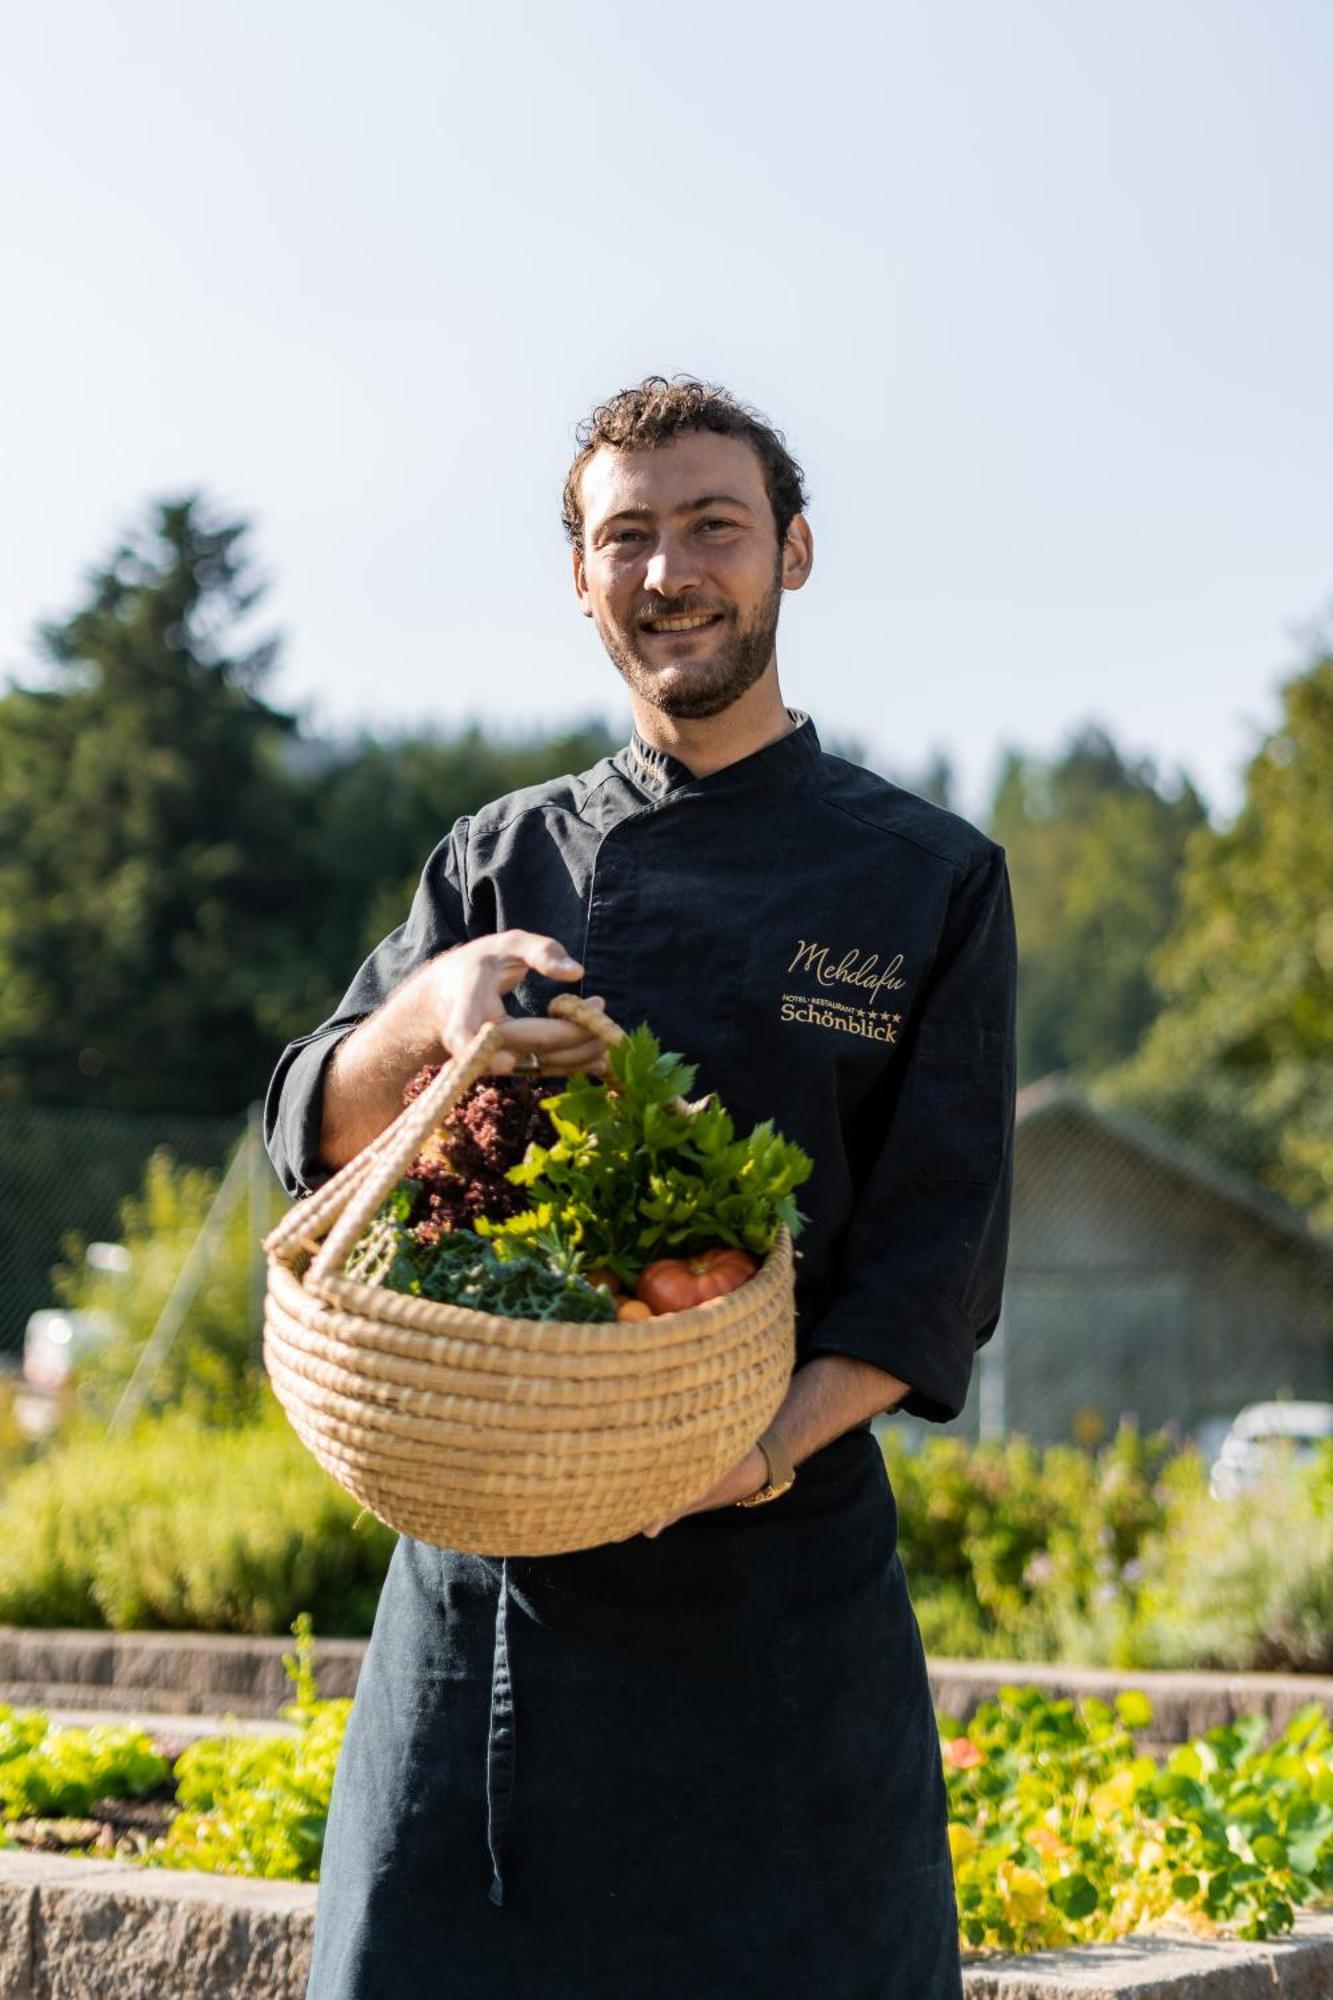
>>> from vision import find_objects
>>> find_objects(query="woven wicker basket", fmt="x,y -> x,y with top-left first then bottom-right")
263,995 -> 796,1556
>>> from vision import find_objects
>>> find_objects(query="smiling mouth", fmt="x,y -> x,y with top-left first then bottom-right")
640,612 -> 725,635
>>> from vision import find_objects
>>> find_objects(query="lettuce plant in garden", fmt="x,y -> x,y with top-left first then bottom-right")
942,1685 -> 1333,1951
150,1619 -> 348,1881
0,1708 -> 167,1820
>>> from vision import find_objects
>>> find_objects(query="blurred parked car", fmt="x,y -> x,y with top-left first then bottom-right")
1208,1400 -> 1333,1499
22,1308 -> 115,1392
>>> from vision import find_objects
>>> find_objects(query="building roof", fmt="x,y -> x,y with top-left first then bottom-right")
1015,1074 -> 1333,1264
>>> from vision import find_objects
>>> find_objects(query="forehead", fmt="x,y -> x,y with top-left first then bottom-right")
579,430 -> 769,530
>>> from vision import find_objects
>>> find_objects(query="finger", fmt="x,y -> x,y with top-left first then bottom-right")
502,1020 -> 611,1059
490,1033 -> 609,1077
489,932 -> 584,994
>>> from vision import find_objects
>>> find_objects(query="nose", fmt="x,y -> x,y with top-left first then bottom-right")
642,534 -> 702,598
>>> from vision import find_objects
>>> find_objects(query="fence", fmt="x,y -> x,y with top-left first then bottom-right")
0,1104 -> 246,1361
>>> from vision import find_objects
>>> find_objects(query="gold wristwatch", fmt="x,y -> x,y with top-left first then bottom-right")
734,1424 -> 796,1507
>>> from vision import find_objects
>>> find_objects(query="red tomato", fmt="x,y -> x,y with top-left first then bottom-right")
634,1247 -> 759,1315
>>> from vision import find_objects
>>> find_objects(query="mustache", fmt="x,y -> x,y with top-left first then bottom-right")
636,601 -> 728,626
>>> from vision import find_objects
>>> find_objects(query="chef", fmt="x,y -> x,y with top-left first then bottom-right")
266,375 -> 1016,1999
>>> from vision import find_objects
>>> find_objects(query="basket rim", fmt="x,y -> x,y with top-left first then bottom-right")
269,1224 -> 794,1355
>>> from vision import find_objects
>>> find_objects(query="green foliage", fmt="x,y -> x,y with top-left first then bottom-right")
478,1024 -> 813,1286
885,1425 -> 1202,1666
347,1207 -> 615,1322
1104,645 -> 1333,1232
0,1401 -> 393,1634
944,1687 -> 1333,1951
52,1144 -> 284,1426
0,497 -> 313,1113
0,1708 -> 167,1819
987,724 -> 1207,1084
1130,1444 -> 1333,1674
0,1374 -> 34,1478
152,1618 -> 349,1881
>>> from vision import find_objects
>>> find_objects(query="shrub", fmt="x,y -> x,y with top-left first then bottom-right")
0,1400 -> 393,1634
1131,1443 -> 1333,1674
54,1145 -> 285,1429
884,1425 -> 1204,1666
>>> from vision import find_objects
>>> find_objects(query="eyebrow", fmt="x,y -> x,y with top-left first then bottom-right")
598,492 -> 756,527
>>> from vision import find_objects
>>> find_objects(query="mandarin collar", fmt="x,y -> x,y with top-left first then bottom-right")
614,708 -> 821,801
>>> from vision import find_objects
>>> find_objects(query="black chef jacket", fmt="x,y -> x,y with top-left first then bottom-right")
266,707 -> 1016,1426
267,706 -> 1016,1996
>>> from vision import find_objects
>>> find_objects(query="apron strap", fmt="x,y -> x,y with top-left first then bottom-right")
485,1555 -> 517,1906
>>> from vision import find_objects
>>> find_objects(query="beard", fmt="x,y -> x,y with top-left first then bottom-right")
595,555 -> 784,720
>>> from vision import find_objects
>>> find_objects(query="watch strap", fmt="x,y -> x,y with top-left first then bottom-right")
735,1424 -> 796,1506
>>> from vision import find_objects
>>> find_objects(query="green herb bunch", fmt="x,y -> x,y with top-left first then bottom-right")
476,1024 -> 813,1287
346,1188 -> 614,1323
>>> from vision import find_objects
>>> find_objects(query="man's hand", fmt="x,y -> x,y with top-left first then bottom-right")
641,1445 -> 768,1538
319,929 -> 608,1171
424,930 -> 610,1079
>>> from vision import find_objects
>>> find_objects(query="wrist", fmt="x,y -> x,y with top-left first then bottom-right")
743,1445 -> 769,1497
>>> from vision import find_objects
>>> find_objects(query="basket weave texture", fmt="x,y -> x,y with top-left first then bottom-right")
263,996 -> 796,1555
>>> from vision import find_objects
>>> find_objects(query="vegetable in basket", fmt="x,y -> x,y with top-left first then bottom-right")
346,1206 -> 614,1322
346,1022 -> 813,1321
476,1023 -> 812,1288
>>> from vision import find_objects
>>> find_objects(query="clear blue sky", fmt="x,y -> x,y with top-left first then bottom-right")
3,0 -> 1329,825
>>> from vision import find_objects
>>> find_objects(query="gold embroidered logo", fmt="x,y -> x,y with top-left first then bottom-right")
780,940 -> 906,1045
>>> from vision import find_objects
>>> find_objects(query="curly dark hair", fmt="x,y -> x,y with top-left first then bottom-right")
561,374 -> 809,555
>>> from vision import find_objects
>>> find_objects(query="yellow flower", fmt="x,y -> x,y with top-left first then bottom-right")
1031,1825 -> 1075,1862
998,1863 -> 1048,1922
1089,1768 -> 1137,1820
946,1821 -> 980,1863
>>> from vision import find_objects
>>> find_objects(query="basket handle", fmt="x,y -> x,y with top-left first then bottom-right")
305,994 -> 627,1283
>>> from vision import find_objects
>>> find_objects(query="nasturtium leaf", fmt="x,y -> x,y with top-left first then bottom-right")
1114,1690 -> 1154,1732
1049,1873 -> 1098,1918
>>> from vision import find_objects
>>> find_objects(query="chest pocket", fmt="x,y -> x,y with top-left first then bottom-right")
909,1023 -> 1009,1184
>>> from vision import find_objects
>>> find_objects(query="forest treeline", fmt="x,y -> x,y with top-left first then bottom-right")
2,496 -> 1328,1233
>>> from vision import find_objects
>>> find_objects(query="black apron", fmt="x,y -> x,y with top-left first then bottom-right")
305,1427 -> 962,1999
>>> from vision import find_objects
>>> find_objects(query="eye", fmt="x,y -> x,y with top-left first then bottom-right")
699,518 -> 738,532
609,529 -> 646,544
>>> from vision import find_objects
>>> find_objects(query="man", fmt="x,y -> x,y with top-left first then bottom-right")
266,375 -> 1016,1998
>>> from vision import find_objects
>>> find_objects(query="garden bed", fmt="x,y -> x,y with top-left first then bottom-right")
3,1623 -> 1328,1742
1,1851 -> 1331,1999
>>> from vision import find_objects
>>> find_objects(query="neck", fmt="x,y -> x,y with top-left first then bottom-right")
628,667 -> 797,780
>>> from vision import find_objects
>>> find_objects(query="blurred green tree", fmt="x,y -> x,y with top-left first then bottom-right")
1101,641 -> 1333,1233
988,724 -> 1208,1083
0,496 -> 312,1112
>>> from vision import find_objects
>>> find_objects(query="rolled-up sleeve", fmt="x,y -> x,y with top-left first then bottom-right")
800,841 -> 1017,1424
264,817 -> 472,1197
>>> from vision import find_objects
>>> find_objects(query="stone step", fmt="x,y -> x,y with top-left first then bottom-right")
2,1852 -> 1332,1999
3,1627 -> 1332,1746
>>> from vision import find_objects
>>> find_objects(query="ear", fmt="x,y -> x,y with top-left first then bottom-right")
780,515 -> 814,593
572,545 -> 593,618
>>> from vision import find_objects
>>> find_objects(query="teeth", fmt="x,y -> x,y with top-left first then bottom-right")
646,614 -> 718,632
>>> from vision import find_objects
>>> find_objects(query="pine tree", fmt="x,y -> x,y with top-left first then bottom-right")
0,496 -> 313,1112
